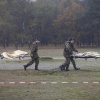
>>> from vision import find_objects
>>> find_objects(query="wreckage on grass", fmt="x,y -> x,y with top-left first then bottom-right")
0,50 -> 28,60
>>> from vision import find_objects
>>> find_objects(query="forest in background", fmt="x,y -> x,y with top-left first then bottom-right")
0,0 -> 100,47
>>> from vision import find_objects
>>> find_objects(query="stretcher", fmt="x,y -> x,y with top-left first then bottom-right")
72,52 -> 100,59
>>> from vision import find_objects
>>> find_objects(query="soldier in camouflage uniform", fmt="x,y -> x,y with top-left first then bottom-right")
59,38 -> 80,71
24,40 -> 40,70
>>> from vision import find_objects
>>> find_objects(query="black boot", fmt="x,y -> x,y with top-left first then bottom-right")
59,65 -> 65,71
72,62 -> 80,70
65,65 -> 70,71
35,65 -> 39,70
23,65 -> 27,70
75,68 -> 80,70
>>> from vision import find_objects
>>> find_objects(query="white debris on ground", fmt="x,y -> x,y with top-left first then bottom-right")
0,50 -> 28,59
1,51 -> 100,60
73,51 -> 100,58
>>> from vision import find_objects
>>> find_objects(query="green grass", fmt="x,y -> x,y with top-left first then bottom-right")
0,48 -> 100,100
0,68 -> 100,100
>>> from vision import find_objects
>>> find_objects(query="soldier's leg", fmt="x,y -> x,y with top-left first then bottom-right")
34,57 -> 39,70
59,57 -> 70,71
59,65 -> 65,71
65,58 -> 70,71
24,57 -> 34,70
70,57 -> 80,70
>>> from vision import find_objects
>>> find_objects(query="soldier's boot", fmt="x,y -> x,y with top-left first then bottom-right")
23,65 -> 28,70
35,65 -> 39,70
72,62 -> 80,70
59,65 -> 65,71
23,63 -> 31,70
65,65 -> 70,71
24,60 -> 34,70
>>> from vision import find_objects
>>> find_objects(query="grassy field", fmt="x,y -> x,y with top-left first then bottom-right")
0,69 -> 100,100
0,47 -> 100,100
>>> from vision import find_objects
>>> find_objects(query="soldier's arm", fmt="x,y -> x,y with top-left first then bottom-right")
72,45 -> 78,52
31,44 -> 36,54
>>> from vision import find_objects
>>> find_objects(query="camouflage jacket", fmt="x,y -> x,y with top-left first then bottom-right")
63,41 -> 78,57
31,42 -> 39,58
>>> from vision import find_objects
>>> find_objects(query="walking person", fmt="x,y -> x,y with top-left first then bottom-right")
59,37 -> 80,71
24,40 -> 40,70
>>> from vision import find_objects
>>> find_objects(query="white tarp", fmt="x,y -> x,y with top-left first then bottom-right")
73,51 -> 100,58
1,50 -> 28,59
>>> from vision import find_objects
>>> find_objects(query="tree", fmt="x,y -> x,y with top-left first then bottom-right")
33,0 -> 57,45
0,0 -> 14,46
79,0 -> 100,46
54,2 -> 85,43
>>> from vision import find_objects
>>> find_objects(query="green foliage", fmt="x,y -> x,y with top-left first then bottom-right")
54,2 -> 85,42
79,0 -> 100,46
0,0 -> 99,47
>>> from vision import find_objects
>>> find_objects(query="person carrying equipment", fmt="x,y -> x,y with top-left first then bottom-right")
24,40 -> 40,70
59,37 -> 80,71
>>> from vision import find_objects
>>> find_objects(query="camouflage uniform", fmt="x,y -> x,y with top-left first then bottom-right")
60,39 -> 80,71
24,41 -> 39,70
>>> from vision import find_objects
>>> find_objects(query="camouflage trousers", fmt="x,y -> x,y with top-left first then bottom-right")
25,56 -> 39,70
61,57 -> 77,70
